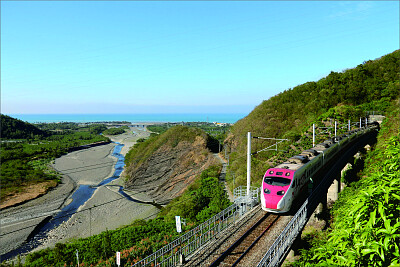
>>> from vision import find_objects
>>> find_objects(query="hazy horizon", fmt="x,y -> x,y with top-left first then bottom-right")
6,112 -> 247,124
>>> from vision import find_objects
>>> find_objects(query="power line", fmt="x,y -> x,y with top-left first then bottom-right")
0,164 -> 213,238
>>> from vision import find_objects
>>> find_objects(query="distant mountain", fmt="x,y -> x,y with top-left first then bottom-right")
0,114 -> 48,139
225,49 -> 400,186
124,126 -> 220,204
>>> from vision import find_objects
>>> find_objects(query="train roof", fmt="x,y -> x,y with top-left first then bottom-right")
272,125 -> 375,173
275,149 -> 321,171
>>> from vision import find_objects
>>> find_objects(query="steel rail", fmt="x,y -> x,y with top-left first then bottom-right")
231,214 -> 279,267
209,213 -> 279,267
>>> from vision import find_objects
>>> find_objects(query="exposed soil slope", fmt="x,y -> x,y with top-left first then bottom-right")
124,126 -> 219,204
0,181 -> 57,209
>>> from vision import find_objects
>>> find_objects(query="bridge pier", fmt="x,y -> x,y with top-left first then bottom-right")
285,234 -> 302,264
327,172 -> 341,203
316,193 -> 327,217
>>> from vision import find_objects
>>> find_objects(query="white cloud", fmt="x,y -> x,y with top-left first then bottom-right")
328,1 -> 374,20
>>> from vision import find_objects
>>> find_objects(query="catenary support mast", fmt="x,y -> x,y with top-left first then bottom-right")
247,132 -> 251,196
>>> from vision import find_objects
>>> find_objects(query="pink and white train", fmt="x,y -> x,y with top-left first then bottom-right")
261,123 -> 378,213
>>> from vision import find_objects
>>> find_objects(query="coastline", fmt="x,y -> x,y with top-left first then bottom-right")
9,113 -> 245,124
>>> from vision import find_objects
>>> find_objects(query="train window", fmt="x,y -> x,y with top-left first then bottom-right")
285,172 -> 291,176
269,171 -> 274,174
276,172 -> 283,175
264,177 -> 291,186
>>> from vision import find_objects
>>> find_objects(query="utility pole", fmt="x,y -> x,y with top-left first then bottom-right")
232,172 -> 235,190
312,124 -> 315,147
76,250 -> 79,267
334,121 -> 337,141
247,132 -> 251,196
224,145 -> 227,159
89,207 -> 92,237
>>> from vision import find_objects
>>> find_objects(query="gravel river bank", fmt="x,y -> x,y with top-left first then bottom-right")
1,126 -> 157,262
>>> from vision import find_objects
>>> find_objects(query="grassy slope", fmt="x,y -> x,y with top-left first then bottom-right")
295,100 -> 399,266
0,114 -> 48,139
225,49 -> 399,188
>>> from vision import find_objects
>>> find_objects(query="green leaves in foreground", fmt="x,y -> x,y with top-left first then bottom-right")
298,133 -> 400,266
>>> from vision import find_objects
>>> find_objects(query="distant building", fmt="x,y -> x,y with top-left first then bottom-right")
213,122 -> 229,127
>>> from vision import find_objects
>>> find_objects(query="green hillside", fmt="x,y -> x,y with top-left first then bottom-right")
225,50 -> 400,188
295,100 -> 399,266
0,114 -> 48,139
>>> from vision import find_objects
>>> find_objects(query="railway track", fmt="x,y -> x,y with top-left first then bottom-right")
209,213 -> 280,267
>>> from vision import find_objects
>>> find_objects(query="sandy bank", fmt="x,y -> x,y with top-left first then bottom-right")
0,173 -> 75,256
52,143 -> 117,185
36,186 -> 159,250
33,127 -> 157,251
2,127 -> 155,261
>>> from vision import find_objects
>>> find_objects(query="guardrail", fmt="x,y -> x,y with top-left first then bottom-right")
132,186 -> 260,267
256,183 -> 321,267
234,185 -> 260,202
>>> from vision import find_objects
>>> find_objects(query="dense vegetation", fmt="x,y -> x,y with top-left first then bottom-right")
159,165 -> 231,223
102,126 -> 129,135
0,117 -> 109,201
1,115 -> 48,139
226,49 -> 399,189
35,122 -> 108,135
294,100 -> 399,266
35,122 -> 83,131
23,165 -> 230,267
146,124 -> 167,134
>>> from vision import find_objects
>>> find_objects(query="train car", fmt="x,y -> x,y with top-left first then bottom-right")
261,123 -> 378,213
261,149 -> 324,213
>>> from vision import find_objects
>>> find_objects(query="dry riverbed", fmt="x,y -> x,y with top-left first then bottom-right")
1,126 -> 156,261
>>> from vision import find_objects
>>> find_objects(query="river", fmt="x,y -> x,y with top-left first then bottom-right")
1,142 -> 141,261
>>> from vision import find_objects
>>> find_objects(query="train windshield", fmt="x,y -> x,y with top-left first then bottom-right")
264,177 -> 291,186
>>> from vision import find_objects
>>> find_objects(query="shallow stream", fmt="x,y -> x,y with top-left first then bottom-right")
2,142 -> 141,261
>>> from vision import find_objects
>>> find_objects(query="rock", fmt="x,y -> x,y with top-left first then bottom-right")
125,128 -> 219,204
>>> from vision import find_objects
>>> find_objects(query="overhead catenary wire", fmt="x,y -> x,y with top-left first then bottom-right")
228,119 -> 362,180
0,164 -> 211,238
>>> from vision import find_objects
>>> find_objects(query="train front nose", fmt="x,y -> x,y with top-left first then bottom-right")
261,189 -> 284,210
265,195 -> 284,210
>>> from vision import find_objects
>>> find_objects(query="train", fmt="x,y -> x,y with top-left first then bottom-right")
261,122 -> 379,213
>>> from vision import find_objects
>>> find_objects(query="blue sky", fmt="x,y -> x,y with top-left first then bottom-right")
1,1 -> 399,115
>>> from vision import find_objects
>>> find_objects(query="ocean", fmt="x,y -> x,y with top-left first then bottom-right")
8,113 -> 246,124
